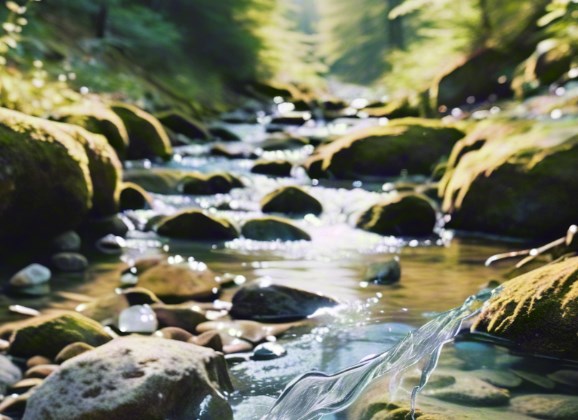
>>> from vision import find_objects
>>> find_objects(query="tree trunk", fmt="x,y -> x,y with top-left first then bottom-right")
479,0 -> 492,41
95,2 -> 108,39
387,0 -> 405,50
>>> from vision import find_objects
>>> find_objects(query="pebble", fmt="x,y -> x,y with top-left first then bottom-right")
8,378 -> 43,394
118,304 -> 158,333
364,257 -> 401,284
9,264 -> 51,287
51,230 -> 81,252
252,342 -> 287,360
190,330 -> 223,352
24,364 -> 59,379
55,342 -> 95,364
95,234 -> 125,254
50,252 -> 88,272
26,356 -> 52,368
156,327 -> 194,342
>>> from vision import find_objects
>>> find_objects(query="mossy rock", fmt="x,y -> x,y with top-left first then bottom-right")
250,160 -> 293,177
261,186 -> 322,216
156,210 -> 239,241
305,118 -> 464,179
119,182 -> 153,211
138,262 -> 220,303
57,103 -> 129,159
361,97 -> 420,119
0,108 -> 120,248
261,133 -> 309,151
209,126 -> 241,142
242,217 -> 311,241
112,103 -> 172,160
8,313 -> 111,359
248,81 -> 300,100
356,194 -> 437,237
440,119 -> 578,239
180,172 -> 243,195
472,256 -> 578,360
156,110 -> 210,141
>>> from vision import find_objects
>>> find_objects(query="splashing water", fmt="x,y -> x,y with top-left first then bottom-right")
265,287 -> 500,420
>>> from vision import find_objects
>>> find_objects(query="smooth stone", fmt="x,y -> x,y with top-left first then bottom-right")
24,365 -> 59,380
250,160 -> 293,177
364,257 -> 401,284
470,369 -> 523,389
511,369 -> 556,389
51,231 -> 81,252
118,305 -> 158,333
119,182 -> 153,211
548,370 -> 578,388
155,210 -> 239,241
261,186 -> 322,216
422,374 -> 510,406
26,356 -> 52,369
152,302 -> 208,334
50,252 -> 88,273
190,331 -> 223,352
9,264 -> 51,287
0,355 -> 22,395
209,126 -> 241,142
197,320 -> 294,344
0,392 -> 30,416
55,342 -> 95,364
156,327 -> 194,342
252,342 -> 287,360
95,234 -> 125,255
9,378 -> 44,394
511,394 -> 578,419
230,283 -> 338,322
8,313 -> 111,359
137,261 -> 220,303
22,336 -> 234,420
241,217 -> 311,242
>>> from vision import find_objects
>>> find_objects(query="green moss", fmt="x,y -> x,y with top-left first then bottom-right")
472,256 -> 578,360
9,313 -> 111,359
261,186 -> 322,216
156,210 -> 239,241
112,103 -> 172,160
241,217 -> 311,241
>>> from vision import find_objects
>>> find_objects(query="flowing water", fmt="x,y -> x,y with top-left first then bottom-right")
2,113 -> 578,419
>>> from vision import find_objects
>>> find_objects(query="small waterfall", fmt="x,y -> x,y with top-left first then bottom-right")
265,287 -> 500,420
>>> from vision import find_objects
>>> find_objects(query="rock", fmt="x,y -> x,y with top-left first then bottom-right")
157,327 -> 194,342
261,186 -> 322,216
138,261 -> 220,303
27,356 -> 52,368
0,355 -> 22,395
511,394 -> 578,419
260,133 -> 310,151
305,118 -> 464,179
252,342 -> 287,360
190,331 -> 223,352
80,215 -> 129,242
118,305 -> 158,333
511,369 -> 556,389
209,126 -> 241,142
8,313 -> 112,359
156,210 -> 239,241
230,283 -> 338,322
180,172 -> 243,195
10,264 -> 51,287
152,302 -> 208,334
361,97 -> 420,119
119,182 -> 153,210
51,231 -> 81,252
50,253 -> 88,272
470,369 -> 522,389
123,168 -> 185,194
57,102 -> 130,159
249,80 -> 300,100
270,113 -> 310,126
24,364 -> 59,379
548,370 -> 578,388
55,342 -> 95,364
22,336 -> 234,420
196,320 -> 293,344
422,373 -> 510,406
209,144 -> 256,159
9,378 -> 43,394
155,110 -> 210,141
111,103 -> 172,160
440,119 -> 578,239
95,234 -> 125,255
251,160 -> 293,177
220,110 -> 258,124
0,392 -> 30,417
356,194 -> 437,237
471,257 -> 578,360
0,109 -> 121,248
364,258 -> 401,284
241,217 -> 311,241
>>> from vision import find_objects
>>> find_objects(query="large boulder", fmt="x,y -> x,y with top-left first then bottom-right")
0,108 -> 121,248
23,336 -> 233,420
156,210 -> 239,241
440,120 -> 578,239
471,256 -> 578,360
305,118 -> 464,179
241,217 -> 311,241
261,186 -> 322,216
230,283 -> 338,322
111,103 -> 172,160
356,194 -> 437,237
8,313 -> 112,359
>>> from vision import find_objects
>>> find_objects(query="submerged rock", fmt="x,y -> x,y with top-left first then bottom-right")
356,194 -> 437,237
305,118 -> 464,179
441,120 -> 578,239
261,186 -> 322,216
152,303 -> 208,334
422,373 -> 510,406
138,261 -> 220,303
471,256 -> 578,360
156,110 -> 210,141
510,394 -> 578,419
8,313 -> 112,359
230,283 -> 338,322
251,159 -> 293,177
364,258 -> 401,284
241,217 -> 311,242
156,210 -> 239,241
23,336 -> 234,420
111,103 -> 172,160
